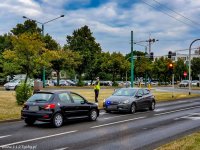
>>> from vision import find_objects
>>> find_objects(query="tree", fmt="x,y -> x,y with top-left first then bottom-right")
106,52 -> 129,82
11,20 -> 41,36
191,57 -> 200,79
51,49 -> 81,85
3,33 -> 57,83
65,25 -> 101,85
174,58 -> 187,80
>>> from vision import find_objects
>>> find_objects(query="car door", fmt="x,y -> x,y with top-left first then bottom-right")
57,92 -> 77,118
135,89 -> 145,109
70,92 -> 90,117
142,89 -> 152,107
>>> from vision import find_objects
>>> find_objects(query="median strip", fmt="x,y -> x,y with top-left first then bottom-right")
91,116 -> 145,128
0,130 -> 78,148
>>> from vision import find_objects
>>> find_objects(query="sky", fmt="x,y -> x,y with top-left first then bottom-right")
0,0 -> 200,56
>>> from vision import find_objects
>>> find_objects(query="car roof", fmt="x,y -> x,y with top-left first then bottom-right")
36,90 -> 71,94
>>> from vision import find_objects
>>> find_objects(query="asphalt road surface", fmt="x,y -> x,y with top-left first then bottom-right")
1,98 -> 200,150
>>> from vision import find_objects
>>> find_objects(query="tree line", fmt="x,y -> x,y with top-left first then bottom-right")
0,20 -> 200,86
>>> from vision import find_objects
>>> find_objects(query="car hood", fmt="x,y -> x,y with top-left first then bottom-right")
4,82 -> 18,87
105,96 -> 133,103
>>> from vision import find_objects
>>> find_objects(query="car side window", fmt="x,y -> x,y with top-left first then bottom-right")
137,89 -> 143,97
58,93 -> 72,103
143,89 -> 150,95
70,93 -> 85,104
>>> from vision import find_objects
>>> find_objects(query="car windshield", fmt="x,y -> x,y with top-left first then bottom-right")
113,89 -> 137,96
10,79 -> 19,83
27,93 -> 53,102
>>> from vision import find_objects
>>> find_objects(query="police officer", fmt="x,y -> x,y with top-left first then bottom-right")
94,77 -> 100,103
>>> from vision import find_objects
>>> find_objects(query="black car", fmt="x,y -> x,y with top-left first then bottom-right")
21,90 -> 99,127
103,88 -> 155,113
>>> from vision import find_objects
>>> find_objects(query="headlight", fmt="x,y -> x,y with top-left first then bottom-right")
123,100 -> 130,104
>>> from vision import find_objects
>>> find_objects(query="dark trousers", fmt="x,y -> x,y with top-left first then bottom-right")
94,89 -> 99,102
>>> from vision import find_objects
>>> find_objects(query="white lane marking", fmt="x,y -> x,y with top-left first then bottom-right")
174,113 -> 200,120
155,106 -> 200,116
0,130 -> 78,148
55,147 -> 69,150
0,135 -> 11,139
91,116 -> 145,129
103,114 -> 128,120
99,112 -> 106,115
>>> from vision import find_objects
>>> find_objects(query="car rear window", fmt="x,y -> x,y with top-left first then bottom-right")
27,93 -> 53,103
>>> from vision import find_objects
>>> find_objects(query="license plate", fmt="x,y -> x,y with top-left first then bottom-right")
29,106 -> 39,111
107,105 -> 117,109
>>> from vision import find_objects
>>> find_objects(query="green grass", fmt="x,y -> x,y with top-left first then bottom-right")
156,132 -> 200,150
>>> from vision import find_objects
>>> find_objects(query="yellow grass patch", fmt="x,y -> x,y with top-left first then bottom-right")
156,132 -> 200,150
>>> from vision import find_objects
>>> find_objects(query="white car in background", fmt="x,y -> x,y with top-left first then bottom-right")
4,79 -> 21,90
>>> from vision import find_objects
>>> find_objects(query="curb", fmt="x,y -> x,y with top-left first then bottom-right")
0,118 -> 22,123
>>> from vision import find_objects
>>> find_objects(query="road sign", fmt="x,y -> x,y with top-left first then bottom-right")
184,72 -> 187,77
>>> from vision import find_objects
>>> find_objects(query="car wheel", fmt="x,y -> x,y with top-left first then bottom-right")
129,103 -> 136,114
89,109 -> 98,121
52,113 -> 63,128
105,110 -> 111,113
149,101 -> 155,110
25,118 -> 36,126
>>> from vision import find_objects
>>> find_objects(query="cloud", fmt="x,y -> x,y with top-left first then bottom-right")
0,0 -> 200,55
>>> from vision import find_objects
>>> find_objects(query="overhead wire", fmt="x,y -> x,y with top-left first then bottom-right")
140,0 -> 200,30
151,0 -> 200,26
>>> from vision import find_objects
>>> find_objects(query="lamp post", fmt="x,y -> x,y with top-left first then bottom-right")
23,15 -> 65,88
188,39 -> 200,95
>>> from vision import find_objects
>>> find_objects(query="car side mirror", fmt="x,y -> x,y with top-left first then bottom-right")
81,100 -> 86,104
136,94 -> 142,98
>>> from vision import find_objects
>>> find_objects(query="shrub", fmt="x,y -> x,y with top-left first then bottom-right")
77,80 -> 85,86
112,81 -> 119,87
16,83 -> 33,105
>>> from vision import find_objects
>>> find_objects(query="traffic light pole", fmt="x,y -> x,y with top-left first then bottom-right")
131,31 -> 134,88
172,74 -> 174,98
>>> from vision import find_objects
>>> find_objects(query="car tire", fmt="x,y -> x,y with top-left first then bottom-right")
89,109 -> 98,121
52,113 -> 63,128
25,118 -> 36,126
129,103 -> 136,114
149,101 -> 155,110
105,110 -> 111,113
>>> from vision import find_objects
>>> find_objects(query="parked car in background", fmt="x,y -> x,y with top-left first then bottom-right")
21,90 -> 99,127
179,80 -> 190,87
45,80 -> 54,86
191,80 -> 200,86
59,80 -> 69,86
103,88 -> 156,113
66,80 -> 76,86
4,79 -> 21,90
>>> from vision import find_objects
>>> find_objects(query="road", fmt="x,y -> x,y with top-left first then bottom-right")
1,98 -> 200,150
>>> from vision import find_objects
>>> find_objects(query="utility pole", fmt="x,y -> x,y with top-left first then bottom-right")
131,31 -> 134,88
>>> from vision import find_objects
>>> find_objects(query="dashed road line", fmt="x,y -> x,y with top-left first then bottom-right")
91,116 -> 145,128
0,130 -> 78,148
0,135 -> 11,139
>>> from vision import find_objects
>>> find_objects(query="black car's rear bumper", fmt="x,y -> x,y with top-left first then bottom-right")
21,111 -> 53,122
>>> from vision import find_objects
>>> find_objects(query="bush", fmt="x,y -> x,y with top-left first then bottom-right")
77,80 -> 85,86
112,81 -> 119,87
16,83 -> 33,105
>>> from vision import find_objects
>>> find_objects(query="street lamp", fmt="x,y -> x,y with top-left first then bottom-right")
23,15 -> 65,88
188,39 -> 200,95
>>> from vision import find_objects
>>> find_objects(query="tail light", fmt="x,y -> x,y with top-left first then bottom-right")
44,104 -> 56,110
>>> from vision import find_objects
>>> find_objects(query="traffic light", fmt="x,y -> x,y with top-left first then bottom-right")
168,63 -> 174,74
150,52 -> 154,61
168,51 -> 172,59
